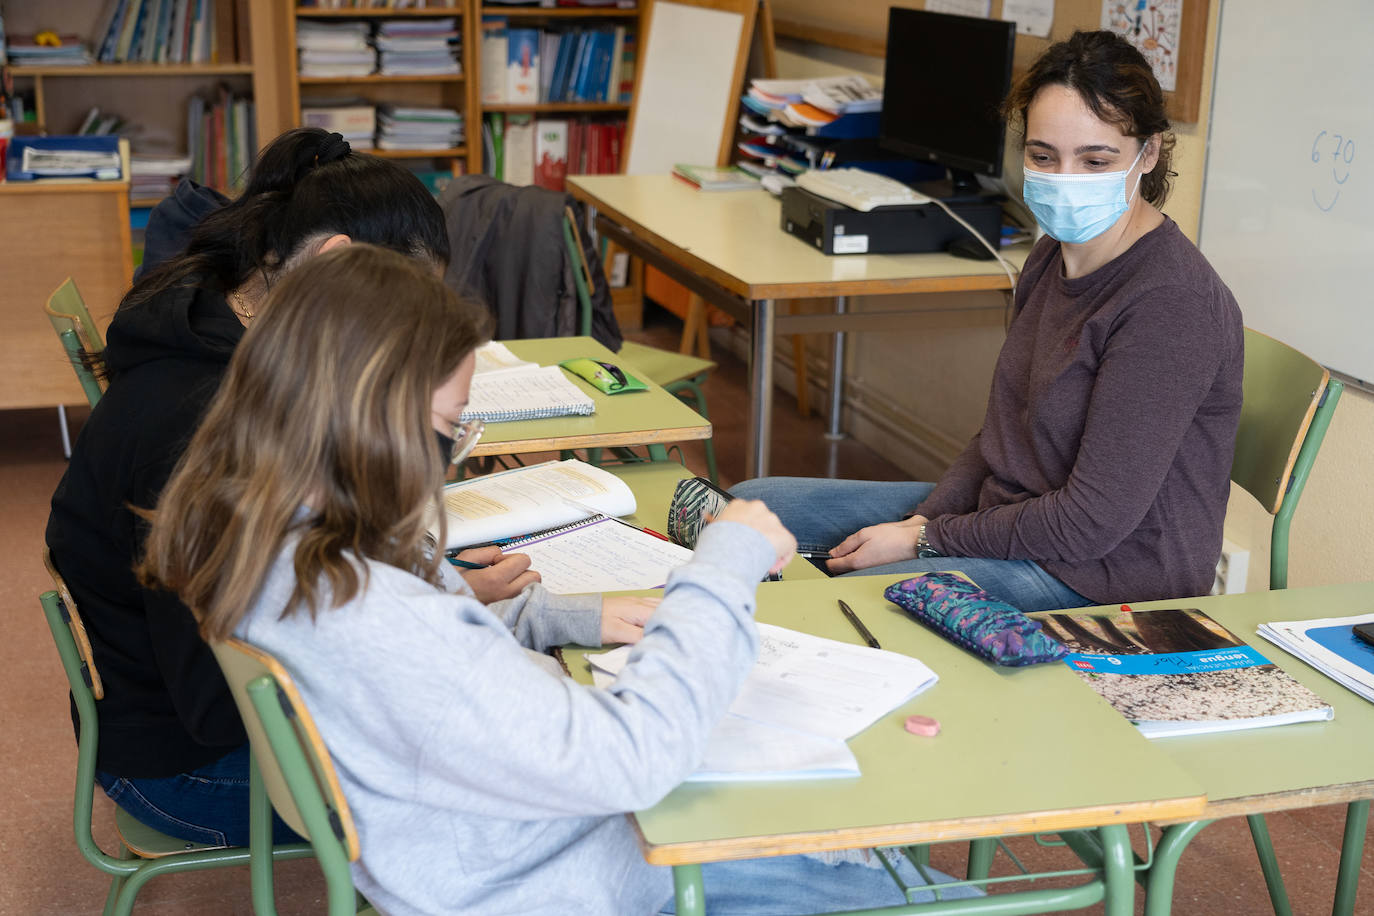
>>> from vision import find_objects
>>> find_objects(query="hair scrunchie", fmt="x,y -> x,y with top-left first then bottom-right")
314,132 -> 352,167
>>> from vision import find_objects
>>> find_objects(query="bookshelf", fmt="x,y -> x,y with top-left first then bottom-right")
285,4 -> 472,177
5,0 -> 289,206
471,3 -> 644,327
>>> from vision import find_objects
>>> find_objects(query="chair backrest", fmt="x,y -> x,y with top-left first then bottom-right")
562,208 -> 597,338
44,277 -> 107,408
210,637 -> 362,911
1232,328 -> 1344,589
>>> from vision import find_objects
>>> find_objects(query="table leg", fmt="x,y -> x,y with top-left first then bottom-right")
1100,824 -> 1136,916
672,863 -> 705,916
1145,821 -> 1214,916
826,296 -> 847,441
1332,800 -> 1370,916
747,298 -> 775,479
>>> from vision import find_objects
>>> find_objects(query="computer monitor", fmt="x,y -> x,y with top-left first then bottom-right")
879,8 -> 1016,196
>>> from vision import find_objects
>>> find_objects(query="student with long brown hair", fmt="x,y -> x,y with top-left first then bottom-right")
45,127 -> 533,848
140,244 -> 971,915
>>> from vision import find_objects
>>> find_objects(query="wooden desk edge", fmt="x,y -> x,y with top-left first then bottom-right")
470,423 -> 711,457
633,793 -> 1207,867
569,180 -> 1019,301
1153,781 -> 1374,826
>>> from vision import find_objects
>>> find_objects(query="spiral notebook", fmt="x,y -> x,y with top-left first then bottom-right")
503,515 -> 694,594
461,365 -> 595,424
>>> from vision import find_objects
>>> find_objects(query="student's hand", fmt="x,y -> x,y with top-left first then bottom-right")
457,547 -> 540,602
713,499 -> 797,575
826,516 -> 925,574
601,596 -> 660,645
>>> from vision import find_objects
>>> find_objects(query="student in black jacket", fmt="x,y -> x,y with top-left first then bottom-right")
45,128 -> 535,847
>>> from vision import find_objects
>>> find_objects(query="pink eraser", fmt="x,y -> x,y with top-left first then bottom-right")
904,714 -> 941,737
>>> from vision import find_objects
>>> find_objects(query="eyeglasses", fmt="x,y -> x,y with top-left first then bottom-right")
441,418 -> 485,466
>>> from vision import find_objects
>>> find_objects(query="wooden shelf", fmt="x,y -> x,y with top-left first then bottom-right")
483,102 -> 629,112
295,6 -> 462,16
12,63 -> 255,77
298,73 -> 464,84
367,147 -> 466,158
480,6 -> 640,16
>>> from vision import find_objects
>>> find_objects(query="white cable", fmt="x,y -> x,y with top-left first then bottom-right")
925,196 -> 1019,300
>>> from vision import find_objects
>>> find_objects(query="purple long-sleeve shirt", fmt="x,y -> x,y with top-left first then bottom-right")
918,218 -> 1243,604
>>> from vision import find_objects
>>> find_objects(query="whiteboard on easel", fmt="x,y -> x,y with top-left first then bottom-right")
1198,1 -> 1374,383
624,0 -> 756,175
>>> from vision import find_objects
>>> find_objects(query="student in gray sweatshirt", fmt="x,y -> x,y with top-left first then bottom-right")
139,244 -> 973,915
733,31 -> 1243,612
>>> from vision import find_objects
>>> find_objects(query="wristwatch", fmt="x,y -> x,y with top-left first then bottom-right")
916,523 -> 943,559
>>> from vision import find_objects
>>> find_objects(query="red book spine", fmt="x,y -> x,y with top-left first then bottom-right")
609,122 -> 623,173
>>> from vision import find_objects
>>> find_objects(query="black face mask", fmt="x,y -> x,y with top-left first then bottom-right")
434,429 -> 456,466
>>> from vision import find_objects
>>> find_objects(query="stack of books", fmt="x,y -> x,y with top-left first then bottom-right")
89,0 -> 222,64
301,100 -> 377,150
130,153 -> 192,200
480,20 -> 634,105
297,20 -> 374,78
376,18 -> 461,76
6,34 -> 93,66
376,104 -> 463,151
188,87 -> 256,194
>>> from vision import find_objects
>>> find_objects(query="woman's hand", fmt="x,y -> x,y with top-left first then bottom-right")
826,516 -> 926,574
713,499 -> 797,575
600,596 -> 661,645
455,546 -> 540,603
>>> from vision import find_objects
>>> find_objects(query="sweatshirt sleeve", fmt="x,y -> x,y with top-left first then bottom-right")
927,287 -> 1227,563
484,585 -> 602,651
321,520 -> 776,820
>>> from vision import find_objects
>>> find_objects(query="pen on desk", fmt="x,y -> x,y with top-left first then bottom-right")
837,599 -> 881,649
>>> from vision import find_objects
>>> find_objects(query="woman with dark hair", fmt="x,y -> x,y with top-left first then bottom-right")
734,30 -> 1243,612
140,244 -> 972,915
45,128 -> 534,847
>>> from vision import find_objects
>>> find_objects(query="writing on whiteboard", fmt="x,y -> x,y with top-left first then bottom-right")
1311,130 -> 1356,213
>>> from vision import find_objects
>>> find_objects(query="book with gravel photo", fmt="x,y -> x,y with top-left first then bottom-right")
1036,607 -> 1333,738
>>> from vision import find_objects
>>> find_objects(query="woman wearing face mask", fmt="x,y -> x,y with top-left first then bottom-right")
732,30 -> 1243,612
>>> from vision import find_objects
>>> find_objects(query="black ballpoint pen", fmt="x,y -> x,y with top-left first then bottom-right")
837,599 -> 881,649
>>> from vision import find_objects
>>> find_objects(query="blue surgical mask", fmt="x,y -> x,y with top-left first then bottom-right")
1022,145 -> 1146,244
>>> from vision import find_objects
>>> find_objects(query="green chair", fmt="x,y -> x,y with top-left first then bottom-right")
38,551 -> 312,916
1228,328 -> 1354,916
45,277 -> 108,457
210,637 -> 376,916
563,209 -> 721,484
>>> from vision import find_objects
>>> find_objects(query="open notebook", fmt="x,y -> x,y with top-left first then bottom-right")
503,516 -> 693,595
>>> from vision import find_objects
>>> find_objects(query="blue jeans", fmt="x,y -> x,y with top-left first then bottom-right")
660,852 -> 980,914
731,477 -> 1091,612
97,743 -> 302,847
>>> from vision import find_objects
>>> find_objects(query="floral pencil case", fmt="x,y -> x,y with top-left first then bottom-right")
883,572 -> 1067,667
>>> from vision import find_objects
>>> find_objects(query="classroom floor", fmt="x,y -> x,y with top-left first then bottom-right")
1,307 -> 1369,914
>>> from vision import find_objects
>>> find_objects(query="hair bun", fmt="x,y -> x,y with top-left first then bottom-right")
315,132 -> 352,167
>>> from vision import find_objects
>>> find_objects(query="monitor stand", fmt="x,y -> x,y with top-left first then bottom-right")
915,168 -> 1003,206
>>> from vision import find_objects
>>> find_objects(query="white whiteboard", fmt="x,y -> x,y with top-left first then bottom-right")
1198,0 -> 1374,383
624,1 -> 746,175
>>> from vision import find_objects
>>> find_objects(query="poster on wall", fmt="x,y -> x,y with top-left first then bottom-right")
1101,0 -> 1183,92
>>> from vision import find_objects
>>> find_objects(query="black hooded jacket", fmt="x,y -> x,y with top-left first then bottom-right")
134,179 -> 229,281
45,279 -> 247,777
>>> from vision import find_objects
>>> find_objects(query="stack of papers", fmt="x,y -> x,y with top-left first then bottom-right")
377,104 -> 465,151
588,623 -> 938,781
130,154 -> 192,199
1258,615 -> 1374,704
6,35 -> 93,66
301,100 -> 377,150
297,21 -> 375,78
377,19 -> 461,76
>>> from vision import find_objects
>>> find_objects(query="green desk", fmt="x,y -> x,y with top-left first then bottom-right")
1095,584 -> 1374,916
574,574 -> 1208,915
471,337 -> 711,460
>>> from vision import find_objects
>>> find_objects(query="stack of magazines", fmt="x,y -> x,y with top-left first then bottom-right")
1258,615 -> 1374,703
376,19 -> 460,76
376,104 -> 463,151
297,20 -> 374,78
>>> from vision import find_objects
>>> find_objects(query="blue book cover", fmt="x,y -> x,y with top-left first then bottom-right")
571,29 -> 605,102
506,28 -> 540,105
585,29 -> 615,103
8,136 -> 122,181
550,29 -> 581,103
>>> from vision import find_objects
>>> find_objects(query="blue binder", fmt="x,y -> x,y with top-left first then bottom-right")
7,136 -> 123,182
